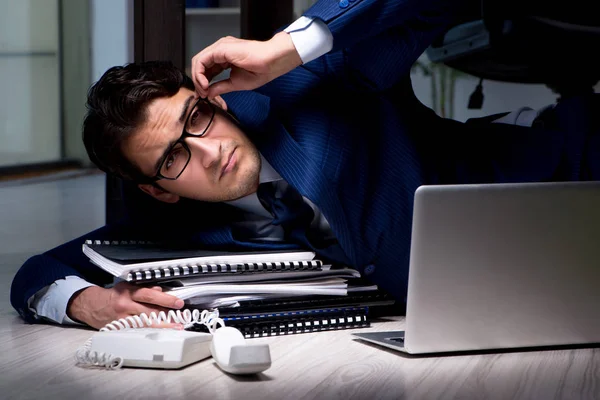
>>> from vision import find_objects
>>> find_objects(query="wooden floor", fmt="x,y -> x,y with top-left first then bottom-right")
0,174 -> 598,400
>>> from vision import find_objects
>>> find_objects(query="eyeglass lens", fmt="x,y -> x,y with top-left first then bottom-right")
160,100 -> 213,178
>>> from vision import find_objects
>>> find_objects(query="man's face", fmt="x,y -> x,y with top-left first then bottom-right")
123,88 -> 261,203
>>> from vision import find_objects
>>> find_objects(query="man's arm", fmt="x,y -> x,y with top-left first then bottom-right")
193,0 -> 477,98
10,224 -> 119,324
11,223 -> 185,329
28,275 -> 97,325
301,0 -> 474,56
273,0 -> 480,94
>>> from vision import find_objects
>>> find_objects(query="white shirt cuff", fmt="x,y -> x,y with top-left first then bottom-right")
27,276 -> 97,325
284,16 -> 333,64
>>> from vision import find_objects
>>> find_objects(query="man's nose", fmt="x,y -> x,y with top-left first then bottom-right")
186,136 -> 221,169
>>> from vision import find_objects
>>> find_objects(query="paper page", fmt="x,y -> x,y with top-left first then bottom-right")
166,283 -> 348,300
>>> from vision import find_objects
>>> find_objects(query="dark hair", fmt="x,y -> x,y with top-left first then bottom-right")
82,60 -> 194,181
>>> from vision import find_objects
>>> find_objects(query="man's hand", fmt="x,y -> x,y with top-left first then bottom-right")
67,282 -> 185,330
192,31 -> 302,99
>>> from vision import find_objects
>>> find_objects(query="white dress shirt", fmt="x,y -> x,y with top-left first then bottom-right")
284,16 -> 333,64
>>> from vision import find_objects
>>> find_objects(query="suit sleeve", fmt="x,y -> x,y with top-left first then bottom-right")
302,0 -> 478,93
10,222 -> 142,323
303,0 -> 474,53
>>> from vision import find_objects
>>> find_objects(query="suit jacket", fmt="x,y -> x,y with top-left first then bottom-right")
11,0 -> 594,322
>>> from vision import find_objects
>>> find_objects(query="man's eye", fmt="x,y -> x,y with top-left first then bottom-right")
190,109 -> 200,126
165,151 -> 178,169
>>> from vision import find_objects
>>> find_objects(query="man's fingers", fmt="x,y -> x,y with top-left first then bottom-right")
195,59 -> 229,81
193,68 -> 210,96
207,68 -> 260,98
193,61 -> 229,97
131,287 -> 185,309
207,79 -> 236,99
196,38 -> 238,66
191,37 -> 257,96
194,42 -> 243,77
150,321 -> 185,330
204,64 -> 228,84
192,54 -> 212,94
126,304 -> 184,330
192,44 -> 222,81
195,69 -> 211,91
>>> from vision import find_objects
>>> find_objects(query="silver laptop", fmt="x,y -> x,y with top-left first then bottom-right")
354,181 -> 600,354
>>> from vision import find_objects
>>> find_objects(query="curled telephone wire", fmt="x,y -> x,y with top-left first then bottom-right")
75,342 -> 123,370
75,308 -> 224,370
101,308 -> 224,332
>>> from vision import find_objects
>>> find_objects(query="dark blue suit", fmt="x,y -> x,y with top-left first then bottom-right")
11,0 -> 599,322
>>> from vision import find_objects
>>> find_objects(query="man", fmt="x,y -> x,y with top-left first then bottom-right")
10,0 -> 599,329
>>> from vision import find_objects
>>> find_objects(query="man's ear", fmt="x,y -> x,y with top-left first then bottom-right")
209,95 -> 228,111
137,183 -> 180,204
211,95 -> 242,126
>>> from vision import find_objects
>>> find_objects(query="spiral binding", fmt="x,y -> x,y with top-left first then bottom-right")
127,260 -> 323,282
75,309 -> 224,370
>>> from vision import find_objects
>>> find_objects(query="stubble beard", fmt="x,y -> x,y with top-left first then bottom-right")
219,143 -> 261,202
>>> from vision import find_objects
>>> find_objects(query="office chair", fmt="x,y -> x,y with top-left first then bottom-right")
425,5 -> 600,104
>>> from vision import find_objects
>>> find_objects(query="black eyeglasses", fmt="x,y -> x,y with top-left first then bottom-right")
150,97 -> 216,182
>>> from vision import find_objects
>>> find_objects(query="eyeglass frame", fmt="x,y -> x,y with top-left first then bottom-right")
145,96 -> 216,183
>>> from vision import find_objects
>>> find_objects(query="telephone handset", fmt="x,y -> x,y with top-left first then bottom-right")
75,308 -> 271,374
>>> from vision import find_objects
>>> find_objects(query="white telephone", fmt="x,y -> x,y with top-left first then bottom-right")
75,309 -> 271,374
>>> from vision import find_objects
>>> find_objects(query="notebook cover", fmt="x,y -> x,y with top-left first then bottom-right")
83,240 -> 318,280
86,240 -> 306,262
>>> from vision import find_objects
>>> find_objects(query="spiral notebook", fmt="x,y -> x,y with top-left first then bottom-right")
210,290 -> 395,314
82,240 -> 321,282
234,309 -> 370,338
189,306 -> 371,338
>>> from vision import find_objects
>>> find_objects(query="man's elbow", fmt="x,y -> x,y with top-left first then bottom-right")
10,254 -> 53,323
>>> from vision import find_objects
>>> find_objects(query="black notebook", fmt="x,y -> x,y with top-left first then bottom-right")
214,291 -> 395,316
83,240 -> 320,281
189,306 -> 371,338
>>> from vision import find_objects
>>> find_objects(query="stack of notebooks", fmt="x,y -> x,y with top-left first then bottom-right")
82,240 -> 395,338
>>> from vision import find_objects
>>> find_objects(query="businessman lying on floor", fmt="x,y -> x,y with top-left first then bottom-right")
11,0 -> 599,329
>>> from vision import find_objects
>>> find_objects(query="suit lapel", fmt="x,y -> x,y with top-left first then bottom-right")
223,91 -> 357,265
